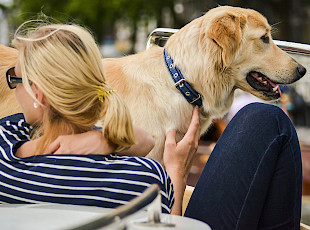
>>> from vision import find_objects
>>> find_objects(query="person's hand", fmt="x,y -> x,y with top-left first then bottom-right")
163,106 -> 200,215
164,106 -> 201,183
44,130 -> 114,155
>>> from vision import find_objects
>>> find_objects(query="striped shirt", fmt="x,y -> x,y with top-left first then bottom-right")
0,113 -> 174,213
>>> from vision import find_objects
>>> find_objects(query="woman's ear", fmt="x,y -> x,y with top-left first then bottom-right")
31,83 -> 46,106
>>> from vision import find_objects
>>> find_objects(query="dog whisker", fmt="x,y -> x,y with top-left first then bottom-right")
270,22 -> 281,35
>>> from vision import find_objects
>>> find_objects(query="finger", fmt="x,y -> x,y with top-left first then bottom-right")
53,147 -> 67,155
53,144 -> 70,155
184,106 -> 200,139
195,125 -> 201,143
44,139 -> 61,155
194,120 -> 201,141
193,106 -> 201,138
192,106 -> 199,123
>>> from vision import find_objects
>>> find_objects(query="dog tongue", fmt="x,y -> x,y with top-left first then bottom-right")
266,78 -> 277,88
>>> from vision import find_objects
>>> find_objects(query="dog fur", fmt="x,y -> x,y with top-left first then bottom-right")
0,6 -> 306,165
103,6 -> 306,164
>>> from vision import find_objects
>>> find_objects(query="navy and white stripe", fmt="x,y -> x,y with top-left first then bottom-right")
0,114 -> 174,213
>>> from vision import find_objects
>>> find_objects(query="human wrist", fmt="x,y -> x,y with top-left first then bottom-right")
96,131 -> 115,154
168,169 -> 187,216
166,167 -> 187,187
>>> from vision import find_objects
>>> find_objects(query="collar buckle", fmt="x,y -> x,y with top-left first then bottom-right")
163,49 -> 203,107
175,79 -> 185,87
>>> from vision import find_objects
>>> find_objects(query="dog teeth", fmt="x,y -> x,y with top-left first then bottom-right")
258,77 -> 263,81
263,81 -> 268,85
273,86 -> 279,92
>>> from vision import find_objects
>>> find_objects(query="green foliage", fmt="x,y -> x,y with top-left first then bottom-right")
9,0 -> 310,44
11,0 -> 175,43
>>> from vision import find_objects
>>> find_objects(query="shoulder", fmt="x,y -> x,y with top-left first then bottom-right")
0,113 -> 30,133
0,113 -> 26,124
0,113 -> 31,161
0,113 -> 31,136
107,155 -> 167,175
37,154 -> 170,190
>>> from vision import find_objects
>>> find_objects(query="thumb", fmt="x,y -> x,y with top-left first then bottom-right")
165,130 -> 177,146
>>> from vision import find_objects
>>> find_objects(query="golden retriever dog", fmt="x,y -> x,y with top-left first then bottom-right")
103,6 -> 306,164
0,6 -> 306,165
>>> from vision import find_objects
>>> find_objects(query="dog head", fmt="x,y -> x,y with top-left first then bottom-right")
201,6 -> 306,101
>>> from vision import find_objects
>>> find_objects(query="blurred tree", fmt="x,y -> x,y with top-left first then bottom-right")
187,0 -> 310,43
11,0 -> 178,52
9,0 -> 310,50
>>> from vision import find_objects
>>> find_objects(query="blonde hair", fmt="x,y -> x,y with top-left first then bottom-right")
12,21 -> 135,154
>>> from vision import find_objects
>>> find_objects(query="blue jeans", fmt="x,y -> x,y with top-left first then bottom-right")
184,103 -> 302,230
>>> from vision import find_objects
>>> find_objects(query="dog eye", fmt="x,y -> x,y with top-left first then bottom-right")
261,35 -> 270,44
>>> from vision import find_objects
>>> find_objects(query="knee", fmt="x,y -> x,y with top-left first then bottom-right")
239,102 -> 287,118
234,102 -> 293,128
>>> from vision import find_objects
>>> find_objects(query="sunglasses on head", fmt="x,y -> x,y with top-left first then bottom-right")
6,67 -> 23,89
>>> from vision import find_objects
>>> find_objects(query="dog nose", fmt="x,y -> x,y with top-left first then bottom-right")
296,64 -> 307,78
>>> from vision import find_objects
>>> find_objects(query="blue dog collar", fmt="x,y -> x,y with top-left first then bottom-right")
163,49 -> 202,107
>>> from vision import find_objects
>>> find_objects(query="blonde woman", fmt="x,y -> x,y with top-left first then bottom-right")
0,22 -> 200,215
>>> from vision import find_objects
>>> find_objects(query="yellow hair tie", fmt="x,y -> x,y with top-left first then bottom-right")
97,83 -> 116,102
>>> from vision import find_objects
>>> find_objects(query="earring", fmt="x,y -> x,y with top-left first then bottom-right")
33,102 -> 38,109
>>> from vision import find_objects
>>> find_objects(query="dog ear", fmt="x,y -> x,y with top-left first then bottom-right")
207,13 -> 246,67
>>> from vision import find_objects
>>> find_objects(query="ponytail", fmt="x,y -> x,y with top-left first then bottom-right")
98,83 -> 135,152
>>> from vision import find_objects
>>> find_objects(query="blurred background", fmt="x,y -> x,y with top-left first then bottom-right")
0,0 -> 309,55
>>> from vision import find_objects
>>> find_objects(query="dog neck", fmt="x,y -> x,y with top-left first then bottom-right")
163,48 -> 203,107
